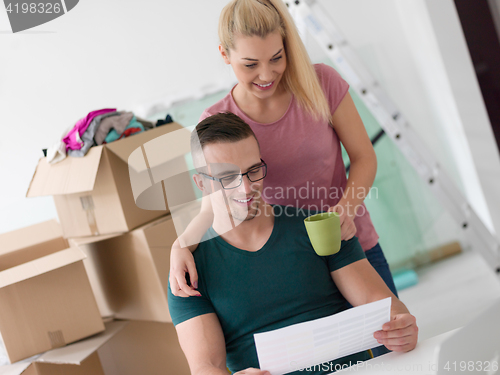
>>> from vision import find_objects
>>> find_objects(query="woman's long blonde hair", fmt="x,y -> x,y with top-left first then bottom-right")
219,0 -> 332,123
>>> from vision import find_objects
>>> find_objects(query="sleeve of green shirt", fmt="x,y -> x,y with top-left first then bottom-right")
326,236 -> 366,272
167,278 -> 216,326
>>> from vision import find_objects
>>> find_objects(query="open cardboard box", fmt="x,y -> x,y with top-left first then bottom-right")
26,122 -> 195,238
0,220 -> 104,364
0,321 -> 190,375
69,214 -> 183,322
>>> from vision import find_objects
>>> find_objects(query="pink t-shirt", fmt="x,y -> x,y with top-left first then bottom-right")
200,63 -> 379,251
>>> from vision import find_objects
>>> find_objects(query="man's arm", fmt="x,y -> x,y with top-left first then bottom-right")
331,259 -> 418,352
176,313 -> 271,375
175,313 -> 228,375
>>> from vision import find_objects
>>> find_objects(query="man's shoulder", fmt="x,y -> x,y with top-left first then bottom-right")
272,205 -> 320,228
194,230 -> 220,256
273,204 -> 321,219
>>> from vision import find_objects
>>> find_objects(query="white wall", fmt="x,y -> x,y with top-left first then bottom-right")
0,0 -> 231,234
1,0 -> 499,241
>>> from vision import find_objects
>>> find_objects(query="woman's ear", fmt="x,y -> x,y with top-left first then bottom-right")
219,45 -> 231,65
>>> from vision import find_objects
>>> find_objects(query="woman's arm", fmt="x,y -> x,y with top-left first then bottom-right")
170,197 -> 214,297
330,92 -> 377,239
177,198 -> 215,249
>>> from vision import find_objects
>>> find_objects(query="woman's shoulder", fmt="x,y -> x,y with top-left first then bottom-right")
313,63 -> 344,83
199,89 -> 237,122
312,63 -> 349,102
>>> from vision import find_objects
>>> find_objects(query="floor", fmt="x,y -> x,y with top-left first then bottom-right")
397,249 -> 500,341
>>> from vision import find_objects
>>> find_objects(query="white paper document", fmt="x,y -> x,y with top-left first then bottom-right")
254,297 -> 392,375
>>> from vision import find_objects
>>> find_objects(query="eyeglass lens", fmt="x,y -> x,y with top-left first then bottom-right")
221,165 -> 266,189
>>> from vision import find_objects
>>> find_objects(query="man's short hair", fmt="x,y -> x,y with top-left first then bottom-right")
190,112 -> 259,169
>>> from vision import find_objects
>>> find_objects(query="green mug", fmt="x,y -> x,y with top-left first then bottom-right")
304,212 -> 341,256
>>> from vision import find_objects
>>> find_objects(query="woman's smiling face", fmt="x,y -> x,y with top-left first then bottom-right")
221,31 -> 287,101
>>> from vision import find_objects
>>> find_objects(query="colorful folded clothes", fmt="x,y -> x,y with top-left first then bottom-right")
94,111 -> 134,145
63,108 -> 116,151
103,116 -> 145,144
68,111 -> 120,157
48,110 -> 173,161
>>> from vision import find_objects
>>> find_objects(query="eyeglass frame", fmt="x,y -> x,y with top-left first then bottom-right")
198,159 -> 267,190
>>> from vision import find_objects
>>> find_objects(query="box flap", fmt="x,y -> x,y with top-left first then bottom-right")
0,220 -> 62,256
26,147 -> 104,197
0,362 -> 32,375
107,122 -> 190,169
143,216 -> 174,248
0,248 -> 85,289
35,321 -> 127,365
68,232 -> 124,247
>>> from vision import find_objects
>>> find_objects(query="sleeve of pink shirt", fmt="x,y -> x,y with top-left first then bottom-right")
199,109 -> 213,123
314,63 -> 350,115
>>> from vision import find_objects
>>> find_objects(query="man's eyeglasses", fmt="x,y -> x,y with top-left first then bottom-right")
199,159 -> 267,190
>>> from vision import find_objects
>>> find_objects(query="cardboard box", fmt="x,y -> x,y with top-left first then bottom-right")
0,321 -> 190,375
26,122 -> 195,238
69,214 -> 180,322
0,220 -> 105,364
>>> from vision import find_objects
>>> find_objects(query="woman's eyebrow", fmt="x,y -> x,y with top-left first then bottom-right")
272,48 -> 283,57
242,48 -> 283,61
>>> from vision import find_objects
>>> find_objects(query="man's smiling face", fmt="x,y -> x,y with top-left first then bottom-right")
196,136 -> 264,223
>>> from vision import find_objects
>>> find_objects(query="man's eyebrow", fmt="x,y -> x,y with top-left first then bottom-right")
214,162 -> 262,177
242,48 -> 283,61
246,161 -> 263,170
214,169 -> 240,177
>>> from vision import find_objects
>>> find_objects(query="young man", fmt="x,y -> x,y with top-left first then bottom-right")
167,113 -> 418,375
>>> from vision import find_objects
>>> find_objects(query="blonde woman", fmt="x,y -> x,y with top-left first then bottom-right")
169,0 -> 396,356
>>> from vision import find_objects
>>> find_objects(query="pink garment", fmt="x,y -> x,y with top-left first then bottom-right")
200,63 -> 379,251
63,108 -> 116,151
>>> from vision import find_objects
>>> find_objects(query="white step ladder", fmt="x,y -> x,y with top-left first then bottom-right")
287,0 -> 500,276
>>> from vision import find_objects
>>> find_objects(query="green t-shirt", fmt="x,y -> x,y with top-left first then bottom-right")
168,205 -> 370,374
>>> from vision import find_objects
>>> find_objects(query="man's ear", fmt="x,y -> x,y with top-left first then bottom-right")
219,45 -> 231,65
193,174 -> 205,192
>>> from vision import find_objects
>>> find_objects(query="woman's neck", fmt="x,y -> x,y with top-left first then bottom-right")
232,84 -> 292,124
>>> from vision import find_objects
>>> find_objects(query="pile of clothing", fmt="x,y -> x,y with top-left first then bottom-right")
45,109 -> 173,164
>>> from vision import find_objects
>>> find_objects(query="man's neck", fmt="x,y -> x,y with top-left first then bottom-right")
213,203 -> 275,252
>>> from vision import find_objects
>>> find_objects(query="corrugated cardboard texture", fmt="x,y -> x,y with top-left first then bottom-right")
105,148 -> 166,231
105,122 -> 186,167
51,144 -> 168,238
36,321 -> 127,365
73,215 -> 176,322
0,220 -> 62,256
0,321 -> 189,375
0,248 -> 85,289
144,216 -> 176,306
0,362 -> 31,375
26,147 -> 103,197
26,123 -> 189,238
0,322 -> 126,375
33,352 -> 105,375
98,321 -> 190,375
0,220 -> 69,273
0,261 -> 104,363
52,148 -> 128,238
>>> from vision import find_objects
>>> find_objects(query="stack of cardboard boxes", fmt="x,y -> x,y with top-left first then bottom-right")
0,122 -> 196,374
